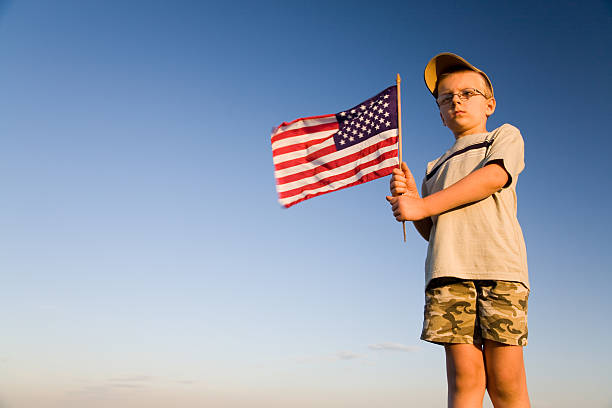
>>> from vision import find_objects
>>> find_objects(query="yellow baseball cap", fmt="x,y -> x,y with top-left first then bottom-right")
424,52 -> 494,98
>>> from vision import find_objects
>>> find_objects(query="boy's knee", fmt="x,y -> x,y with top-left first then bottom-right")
448,358 -> 486,392
487,372 -> 526,403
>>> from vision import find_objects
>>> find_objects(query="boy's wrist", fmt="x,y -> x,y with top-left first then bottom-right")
420,196 -> 434,219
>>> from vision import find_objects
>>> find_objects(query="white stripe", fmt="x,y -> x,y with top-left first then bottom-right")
271,127 -> 337,151
274,128 -> 398,176
275,142 -> 398,192
272,116 -> 337,136
278,157 -> 399,206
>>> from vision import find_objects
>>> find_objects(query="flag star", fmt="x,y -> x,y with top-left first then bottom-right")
365,119 -> 371,125
368,111 -> 374,117
386,121 -> 391,126
368,128 -> 372,134
343,120 -> 348,124
384,94 -> 389,99
346,127 -> 351,132
375,124 -> 380,130
340,111 -> 346,116
360,105 -> 366,110
340,139 -> 346,145
359,116 -> 364,121
351,109 -> 356,114
377,100 -> 383,105
384,112 -> 390,117
379,117 -> 385,123
355,123 -> 361,129
338,131 -> 342,135
378,108 -> 384,114
352,128 -> 358,135
383,102 -> 389,108
349,136 -> 354,142
374,115 -> 379,120
359,132 -> 364,138
369,101 -> 375,106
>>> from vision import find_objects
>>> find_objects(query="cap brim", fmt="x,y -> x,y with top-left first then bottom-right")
424,52 -> 493,98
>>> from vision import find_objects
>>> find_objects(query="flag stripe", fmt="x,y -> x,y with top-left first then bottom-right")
275,136 -> 398,187
279,159 -> 398,207
272,134 -> 336,157
271,119 -> 338,145
271,126 -> 338,151
273,114 -> 336,134
273,140 -> 337,170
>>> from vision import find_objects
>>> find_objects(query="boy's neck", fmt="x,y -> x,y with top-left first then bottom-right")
452,123 -> 488,140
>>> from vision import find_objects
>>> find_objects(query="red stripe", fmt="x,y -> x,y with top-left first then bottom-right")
280,165 -> 396,208
278,148 -> 398,199
276,136 -> 398,184
272,134 -> 333,157
274,143 -> 338,172
271,121 -> 338,145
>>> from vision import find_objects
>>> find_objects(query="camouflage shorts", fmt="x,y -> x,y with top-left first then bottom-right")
420,278 -> 529,346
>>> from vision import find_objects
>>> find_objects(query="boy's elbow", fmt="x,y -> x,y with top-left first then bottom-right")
485,161 -> 510,191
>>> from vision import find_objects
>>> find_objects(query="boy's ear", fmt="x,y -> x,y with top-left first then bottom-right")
439,112 -> 446,127
485,97 -> 496,117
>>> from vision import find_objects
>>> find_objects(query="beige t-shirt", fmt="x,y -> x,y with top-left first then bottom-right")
422,123 -> 529,289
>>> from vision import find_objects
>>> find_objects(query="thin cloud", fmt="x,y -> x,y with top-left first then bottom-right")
368,342 -> 420,352
336,351 -> 363,360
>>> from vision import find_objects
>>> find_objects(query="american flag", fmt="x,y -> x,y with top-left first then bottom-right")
271,85 -> 399,208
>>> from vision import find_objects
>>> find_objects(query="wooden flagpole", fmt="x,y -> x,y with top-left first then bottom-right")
396,74 -> 406,242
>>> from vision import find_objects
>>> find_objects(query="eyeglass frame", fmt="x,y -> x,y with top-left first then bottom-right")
436,88 -> 489,107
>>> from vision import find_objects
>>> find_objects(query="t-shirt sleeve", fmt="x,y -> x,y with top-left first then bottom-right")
484,124 -> 525,188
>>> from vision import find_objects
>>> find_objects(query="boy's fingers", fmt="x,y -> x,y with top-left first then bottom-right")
391,174 -> 406,181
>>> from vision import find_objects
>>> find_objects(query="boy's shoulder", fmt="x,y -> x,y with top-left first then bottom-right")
425,123 -> 522,174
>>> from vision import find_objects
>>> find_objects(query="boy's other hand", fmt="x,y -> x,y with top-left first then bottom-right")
390,162 -> 419,197
386,195 -> 430,221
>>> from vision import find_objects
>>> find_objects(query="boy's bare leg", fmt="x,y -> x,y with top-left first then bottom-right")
444,343 -> 486,408
482,339 -> 530,408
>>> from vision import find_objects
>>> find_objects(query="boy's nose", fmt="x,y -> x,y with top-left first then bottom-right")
451,94 -> 463,105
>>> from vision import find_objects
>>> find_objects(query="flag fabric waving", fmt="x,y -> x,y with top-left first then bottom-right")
271,85 -> 399,208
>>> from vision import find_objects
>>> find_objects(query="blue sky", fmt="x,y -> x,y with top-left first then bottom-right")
0,1 -> 611,407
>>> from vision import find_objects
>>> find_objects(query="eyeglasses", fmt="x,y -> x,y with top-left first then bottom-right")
436,88 -> 487,107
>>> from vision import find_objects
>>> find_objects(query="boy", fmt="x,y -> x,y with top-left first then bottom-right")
386,53 -> 530,408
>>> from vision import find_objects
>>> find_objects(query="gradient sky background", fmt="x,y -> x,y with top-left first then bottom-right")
1,1 -> 611,407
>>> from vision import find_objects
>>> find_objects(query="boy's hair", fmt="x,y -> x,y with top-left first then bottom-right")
435,66 -> 494,99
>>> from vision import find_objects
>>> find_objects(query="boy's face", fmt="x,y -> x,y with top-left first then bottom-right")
437,71 -> 496,138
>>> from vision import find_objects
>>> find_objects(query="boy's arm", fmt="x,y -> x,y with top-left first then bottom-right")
387,160 -> 509,222
389,163 -> 432,241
